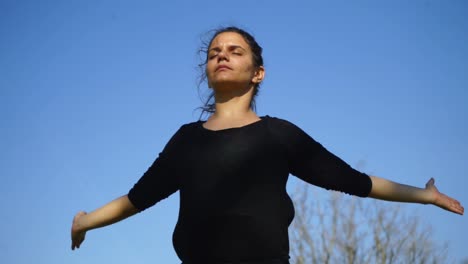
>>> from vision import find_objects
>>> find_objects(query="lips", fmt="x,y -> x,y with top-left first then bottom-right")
215,65 -> 232,72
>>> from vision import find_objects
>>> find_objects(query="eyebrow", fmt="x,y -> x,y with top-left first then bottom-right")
208,45 -> 246,53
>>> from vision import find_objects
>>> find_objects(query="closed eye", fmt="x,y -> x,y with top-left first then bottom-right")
208,52 -> 219,60
231,46 -> 245,56
208,45 -> 246,59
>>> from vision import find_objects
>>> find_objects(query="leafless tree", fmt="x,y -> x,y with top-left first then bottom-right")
289,182 -> 452,264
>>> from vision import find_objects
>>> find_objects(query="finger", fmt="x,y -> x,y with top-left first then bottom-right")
454,201 -> 464,215
71,232 -> 78,250
72,237 -> 79,250
452,205 -> 464,215
72,234 -> 82,250
426,177 -> 435,187
447,198 -> 464,215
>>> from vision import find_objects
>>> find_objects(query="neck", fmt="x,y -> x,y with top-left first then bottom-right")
211,85 -> 257,119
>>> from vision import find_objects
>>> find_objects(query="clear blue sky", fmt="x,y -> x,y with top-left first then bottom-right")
1,0 -> 467,263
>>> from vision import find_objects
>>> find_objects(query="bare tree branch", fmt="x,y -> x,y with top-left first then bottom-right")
289,182 -> 450,264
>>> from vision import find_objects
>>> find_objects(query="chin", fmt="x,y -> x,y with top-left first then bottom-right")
211,81 -> 244,91
211,78 -> 251,88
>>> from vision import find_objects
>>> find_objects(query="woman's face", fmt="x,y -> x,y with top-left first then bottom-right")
206,32 -> 263,91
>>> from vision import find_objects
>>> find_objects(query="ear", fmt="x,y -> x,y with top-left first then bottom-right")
252,66 -> 265,84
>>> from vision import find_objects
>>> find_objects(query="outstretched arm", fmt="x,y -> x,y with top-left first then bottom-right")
71,195 -> 140,250
369,176 -> 464,215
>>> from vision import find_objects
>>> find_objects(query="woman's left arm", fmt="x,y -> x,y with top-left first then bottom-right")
369,176 -> 464,215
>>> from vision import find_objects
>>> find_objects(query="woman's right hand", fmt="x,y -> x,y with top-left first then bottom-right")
71,211 -> 87,250
70,195 -> 139,250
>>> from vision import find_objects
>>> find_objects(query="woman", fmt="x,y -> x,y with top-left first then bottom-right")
71,27 -> 464,264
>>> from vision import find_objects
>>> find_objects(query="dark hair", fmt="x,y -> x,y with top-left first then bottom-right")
197,26 -> 264,120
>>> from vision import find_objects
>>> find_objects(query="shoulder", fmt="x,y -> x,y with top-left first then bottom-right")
164,120 -> 202,142
263,115 -> 303,132
171,119 -> 205,134
263,115 -> 310,143
180,120 -> 203,130
264,115 -> 319,143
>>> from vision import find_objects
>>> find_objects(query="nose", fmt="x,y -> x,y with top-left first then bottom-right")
217,49 -> 229,62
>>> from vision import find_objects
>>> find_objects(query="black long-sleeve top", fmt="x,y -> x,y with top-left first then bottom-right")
128,116 -> 372,264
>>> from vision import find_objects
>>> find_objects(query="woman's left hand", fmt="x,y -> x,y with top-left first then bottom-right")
426,178 -> 464,215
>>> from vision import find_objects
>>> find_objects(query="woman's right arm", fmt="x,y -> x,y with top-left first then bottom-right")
71,195 -> 140,250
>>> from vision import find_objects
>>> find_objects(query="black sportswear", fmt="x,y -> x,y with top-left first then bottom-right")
128,116 -> 372,263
